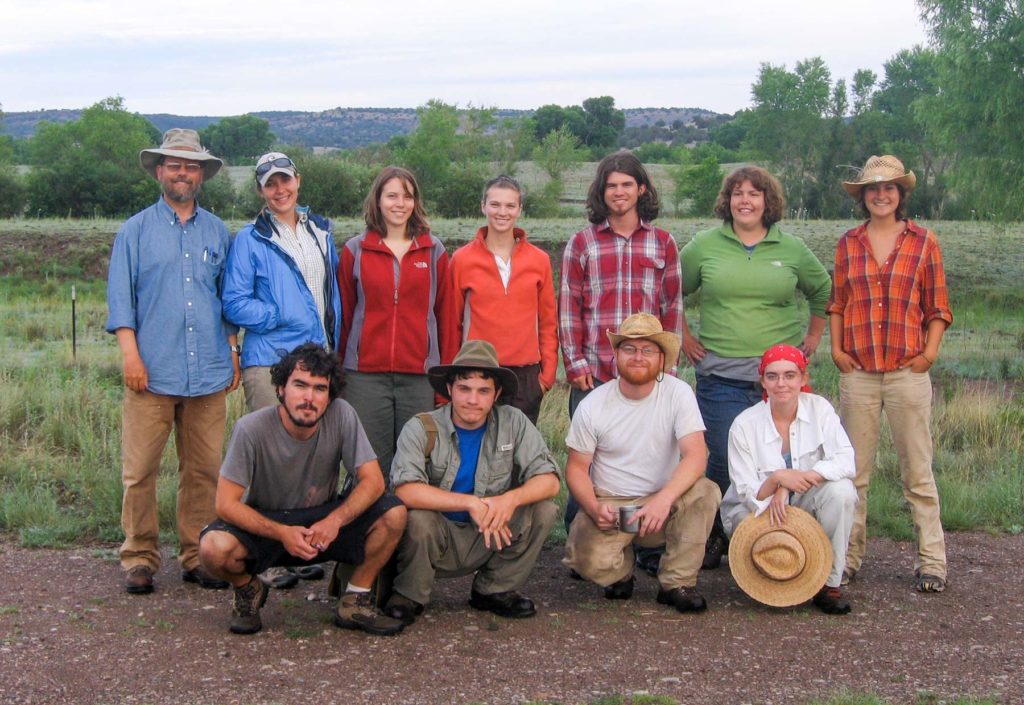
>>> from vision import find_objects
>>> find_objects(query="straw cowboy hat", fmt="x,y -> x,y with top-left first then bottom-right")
428,339 -> 518,402
728,507 -> 832,607
842,155 -> 916,197
139,128 -> 223,179
606,313 -> 681,373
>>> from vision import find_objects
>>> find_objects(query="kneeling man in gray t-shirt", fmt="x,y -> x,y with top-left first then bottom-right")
199,343 -> 407,636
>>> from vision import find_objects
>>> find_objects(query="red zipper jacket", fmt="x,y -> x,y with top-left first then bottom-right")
338,230 -> 448,374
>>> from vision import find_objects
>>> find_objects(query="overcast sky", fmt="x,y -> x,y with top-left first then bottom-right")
1,0 -> 931,116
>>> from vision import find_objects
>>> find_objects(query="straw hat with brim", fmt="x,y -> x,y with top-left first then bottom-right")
728,506 -> 832,608
606,312 -> 680,373
139,128 -> 223,179
428,339 -> 518,402
842,155 -> 916,197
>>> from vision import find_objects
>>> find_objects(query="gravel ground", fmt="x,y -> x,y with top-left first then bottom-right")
1,533 -> 1021,705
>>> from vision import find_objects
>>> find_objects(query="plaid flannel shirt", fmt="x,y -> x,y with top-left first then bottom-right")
558,220 -> 683,382
827,219 -> 952,372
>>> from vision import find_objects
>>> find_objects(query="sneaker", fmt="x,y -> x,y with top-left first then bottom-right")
259,565 -> 299,590
812,586 -> 852,615
182,566 -> 229,590
384,593 -> 424,626
468,589 -> 537,618
702,532 -> 728,570
335,591 -> 405,636
656,586 -> 708,613
603,575 -> 635,600
230,576 -> 268,635
125,565 -> 155,595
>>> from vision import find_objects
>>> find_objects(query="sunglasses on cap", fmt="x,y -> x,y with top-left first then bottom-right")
255,157 -> 296,178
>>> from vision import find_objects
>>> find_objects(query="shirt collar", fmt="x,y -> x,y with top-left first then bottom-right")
596,219 -> 654,238
156,196 -> 199,225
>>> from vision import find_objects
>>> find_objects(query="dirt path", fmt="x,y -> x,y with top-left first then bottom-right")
1,533 -> 1021,705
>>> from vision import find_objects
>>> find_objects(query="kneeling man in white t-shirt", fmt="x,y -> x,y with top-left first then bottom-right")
563,313 -> 721,613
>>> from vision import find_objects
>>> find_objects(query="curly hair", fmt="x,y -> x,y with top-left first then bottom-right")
585,151 -> 660,225
363,166 -> 431,238
270,343 -> 343,401
713,166 -> 786,228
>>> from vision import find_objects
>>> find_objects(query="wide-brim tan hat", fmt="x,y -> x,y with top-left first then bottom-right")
842,155 -> 916,197
140,128 -> 223,179
428,339 -> 518,402
728,506 -> 832,607
606,313 -> 680,373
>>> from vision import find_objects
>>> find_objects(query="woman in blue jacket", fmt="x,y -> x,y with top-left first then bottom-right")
223,152 -> 342,412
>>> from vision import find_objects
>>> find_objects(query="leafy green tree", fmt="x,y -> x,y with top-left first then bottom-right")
530,125 -> 588,216
532,104 -> 585,142
672,155 -> 722,217
25,97 -> 161,217
293,154 -> 376,218
580,96 -> 626,157
199,115 -> 275,165
918,0 -> 1024,219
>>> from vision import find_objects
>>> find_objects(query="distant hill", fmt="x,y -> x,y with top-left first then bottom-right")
2,106 -> 728,150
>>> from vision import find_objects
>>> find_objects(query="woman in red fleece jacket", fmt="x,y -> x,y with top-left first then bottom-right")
337,166 -> 448,473
442,175 -> 557,424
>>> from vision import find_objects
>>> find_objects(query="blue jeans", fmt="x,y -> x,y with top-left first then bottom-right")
564,380 -> 605,532
695,374 -> 762,497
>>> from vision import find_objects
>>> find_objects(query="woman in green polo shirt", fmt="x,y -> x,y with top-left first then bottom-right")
680,166 -> 831,569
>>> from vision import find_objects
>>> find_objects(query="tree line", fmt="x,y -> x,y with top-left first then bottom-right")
1,0 -> 1019,221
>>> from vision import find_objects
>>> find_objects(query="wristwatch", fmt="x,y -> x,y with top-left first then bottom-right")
229,344 -> 242,354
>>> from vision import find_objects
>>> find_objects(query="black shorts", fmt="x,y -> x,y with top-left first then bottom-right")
201,493 -> 404,576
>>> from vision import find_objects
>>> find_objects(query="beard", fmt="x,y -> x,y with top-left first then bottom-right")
284,402 -> 323,429
617,362 -> 660,386
163,178 -> 200,203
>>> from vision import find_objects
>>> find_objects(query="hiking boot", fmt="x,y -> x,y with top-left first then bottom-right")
182,566 -> 229,590
259,566 -> 299,590
468,590 -> 537,618
384,593 -> 424,626
813,586 -> 852,615
230,576 -> 268,635
656,586 -> 708,613
603,575 -> 635,600
915,572 -> 947,594
840,568 -> 856,586
125,565 -> 155,595
335,591 -> 405,636
702,532 -> 728,570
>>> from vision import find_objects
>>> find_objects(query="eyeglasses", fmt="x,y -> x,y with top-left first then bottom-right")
255,157 -> 296,178
763,371 -> 802,383
161,161 -> 202,173
619,344 -> 661,357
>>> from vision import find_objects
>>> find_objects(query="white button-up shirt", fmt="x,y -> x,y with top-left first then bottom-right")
722,393 -> 855,531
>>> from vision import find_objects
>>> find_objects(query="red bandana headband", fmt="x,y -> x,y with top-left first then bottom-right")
758,344 -> 812,400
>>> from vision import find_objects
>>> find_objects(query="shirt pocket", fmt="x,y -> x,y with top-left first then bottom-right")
638,256 -> 665,294
483,445 -> 516,494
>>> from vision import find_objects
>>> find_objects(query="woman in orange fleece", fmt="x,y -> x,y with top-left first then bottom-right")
442,176 -> 557,424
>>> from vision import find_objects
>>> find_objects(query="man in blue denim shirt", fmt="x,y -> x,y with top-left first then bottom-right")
106,128 -> 241,595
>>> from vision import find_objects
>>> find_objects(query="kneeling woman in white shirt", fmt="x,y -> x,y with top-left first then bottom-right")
721,344 -> 857,614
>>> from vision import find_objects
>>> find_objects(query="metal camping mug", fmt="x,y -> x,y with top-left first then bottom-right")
619,505 -> 641,534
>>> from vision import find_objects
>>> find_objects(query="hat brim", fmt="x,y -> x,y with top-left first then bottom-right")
140,148 -> 223,180
842,172 -> 916,198
728,506 -> 832,607
427,364 -> 519,402
606,330 -> 681,373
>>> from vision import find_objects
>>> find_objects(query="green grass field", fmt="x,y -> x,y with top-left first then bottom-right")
0,217 -> 1022,548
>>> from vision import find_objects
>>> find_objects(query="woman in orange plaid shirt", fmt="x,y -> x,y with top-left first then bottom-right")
827,155 -> 953,594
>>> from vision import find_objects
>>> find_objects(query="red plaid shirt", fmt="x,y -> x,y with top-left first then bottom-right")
827,219 -> 952,372
558,220 -> 682,382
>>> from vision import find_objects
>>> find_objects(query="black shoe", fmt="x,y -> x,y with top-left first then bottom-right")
702,532 -> 728,570
384,593 -> 424,626
603,575 -> 635,600
656,586 -> 707,613
182,566 -> 229,590
635,548 -> 662,577
468,590 -> 536,618
293,564 -> 325,581
568,568 -> 584,581
812,586 -> 852,615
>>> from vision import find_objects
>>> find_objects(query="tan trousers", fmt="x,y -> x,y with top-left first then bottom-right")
563,478 -> 721,590
392,501 -> 558,605
241,365 -> 277,412
840,368 -> 946,579
120,388 -> 226,572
